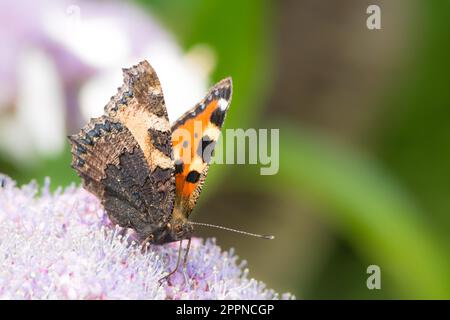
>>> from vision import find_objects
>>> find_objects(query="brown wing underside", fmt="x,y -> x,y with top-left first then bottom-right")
69,61 -> 175,239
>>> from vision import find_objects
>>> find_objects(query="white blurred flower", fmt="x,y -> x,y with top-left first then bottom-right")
0,0 -> 215,165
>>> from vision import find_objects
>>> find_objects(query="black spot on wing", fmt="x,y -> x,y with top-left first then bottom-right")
174,159 -> 184,174
186,170 -> 201,183
210,108 -> 226,127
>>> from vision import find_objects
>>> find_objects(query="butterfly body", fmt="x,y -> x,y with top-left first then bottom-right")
69,61 -> 232,245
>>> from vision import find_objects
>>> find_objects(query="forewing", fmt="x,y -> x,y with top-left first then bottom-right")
171,77 -> 232,216
105,60 -> 174,173
69,60 -> 175,239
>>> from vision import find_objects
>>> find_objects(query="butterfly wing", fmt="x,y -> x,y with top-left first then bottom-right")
105,61 -> 174,174
69,61 -> 175,239
171,77 -> 232,217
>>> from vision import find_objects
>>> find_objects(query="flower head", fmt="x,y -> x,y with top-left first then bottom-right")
0,175 -> 293,300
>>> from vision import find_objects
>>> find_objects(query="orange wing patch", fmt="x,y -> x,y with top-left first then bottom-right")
173,99 -> 218,197
171,78 -> 232,216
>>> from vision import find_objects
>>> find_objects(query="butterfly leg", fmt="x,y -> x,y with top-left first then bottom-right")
140,234 -> 154,254
181,237 -> 192,287
158,240 -> 183,286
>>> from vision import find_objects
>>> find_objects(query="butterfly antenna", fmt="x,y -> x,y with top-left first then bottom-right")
189,221 -> 275,240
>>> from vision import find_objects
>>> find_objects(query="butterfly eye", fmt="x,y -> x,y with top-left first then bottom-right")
175,225 -> 183,233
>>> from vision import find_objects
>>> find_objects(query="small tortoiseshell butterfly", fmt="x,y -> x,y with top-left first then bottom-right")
69,60 -> 272,281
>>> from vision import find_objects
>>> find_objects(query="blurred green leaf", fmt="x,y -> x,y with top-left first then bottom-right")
377,1 -> 450,241
239,124 -> 450,298
0,143 -> 78,189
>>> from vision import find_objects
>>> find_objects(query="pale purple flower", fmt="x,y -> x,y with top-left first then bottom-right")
0,175 -> 293,300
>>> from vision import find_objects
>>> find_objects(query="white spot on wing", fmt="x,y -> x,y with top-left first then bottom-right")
218,98 -> 229,111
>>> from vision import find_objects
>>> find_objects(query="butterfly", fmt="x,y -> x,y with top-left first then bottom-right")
69,60 -> 272,282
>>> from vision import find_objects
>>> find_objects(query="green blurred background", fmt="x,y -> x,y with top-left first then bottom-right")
1,0 -> 450,298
